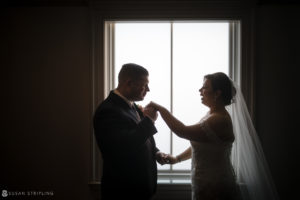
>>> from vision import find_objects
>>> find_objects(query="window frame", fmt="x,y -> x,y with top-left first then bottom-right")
104,20 -> 241,183
89,1 -> 255,187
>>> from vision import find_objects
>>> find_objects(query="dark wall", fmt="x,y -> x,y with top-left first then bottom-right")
255,4 -> 300,200
1,6 -> 94,199
1,1 -> 299,200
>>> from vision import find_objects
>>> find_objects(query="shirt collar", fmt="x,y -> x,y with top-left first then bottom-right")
114,89 -> 134,107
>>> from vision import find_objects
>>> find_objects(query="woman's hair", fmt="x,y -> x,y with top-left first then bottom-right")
204,72 -> 236,106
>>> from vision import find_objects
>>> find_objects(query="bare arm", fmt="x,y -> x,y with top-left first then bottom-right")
176,146 -> 192,162
147,102 -> 234,143
147,102 -> 208,142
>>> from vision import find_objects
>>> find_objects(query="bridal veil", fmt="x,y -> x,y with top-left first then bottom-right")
228,82 -> 280,200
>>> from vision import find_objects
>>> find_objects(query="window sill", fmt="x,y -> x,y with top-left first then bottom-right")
88,180 -> 191,200
158,172 -> 191,184
89,172 -> 191,186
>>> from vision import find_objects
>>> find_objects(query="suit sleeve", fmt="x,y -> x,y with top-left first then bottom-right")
94,107 -> 157,154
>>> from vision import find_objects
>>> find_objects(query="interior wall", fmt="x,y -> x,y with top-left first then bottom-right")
1,6 -> 95,199
255,4 -> 299,200
1,1 -> 299,200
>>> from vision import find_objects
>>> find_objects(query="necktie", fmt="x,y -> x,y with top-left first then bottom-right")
132,105 -> 141,122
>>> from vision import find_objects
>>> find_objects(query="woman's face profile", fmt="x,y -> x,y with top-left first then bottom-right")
199,79 -> 215,106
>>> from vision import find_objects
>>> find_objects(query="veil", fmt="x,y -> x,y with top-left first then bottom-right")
227,82 -> 280,200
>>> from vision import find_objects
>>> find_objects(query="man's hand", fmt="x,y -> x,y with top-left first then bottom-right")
143,106 -> 158,122
156,152 -> 179,165
155,151 -> 169,165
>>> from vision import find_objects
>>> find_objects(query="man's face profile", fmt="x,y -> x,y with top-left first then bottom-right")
129,76 -> 149,101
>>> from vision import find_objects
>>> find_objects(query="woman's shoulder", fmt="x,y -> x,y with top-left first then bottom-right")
205,112 -> 231,125
204,112 -> 234,142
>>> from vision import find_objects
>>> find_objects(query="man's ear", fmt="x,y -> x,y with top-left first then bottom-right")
124,79 -> 133,87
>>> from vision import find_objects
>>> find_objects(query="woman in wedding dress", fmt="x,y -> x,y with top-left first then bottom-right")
148,72 -> 241,200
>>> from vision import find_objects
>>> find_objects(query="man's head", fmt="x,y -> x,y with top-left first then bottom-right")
117,63 -> 150,101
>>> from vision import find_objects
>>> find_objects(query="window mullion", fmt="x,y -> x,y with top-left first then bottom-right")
104,21 -> 115,94
229,21 -> 241,85
170,22 -> 174,174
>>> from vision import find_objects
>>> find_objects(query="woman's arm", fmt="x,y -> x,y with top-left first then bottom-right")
148,102 -> 207,142
176,146 -> 192,162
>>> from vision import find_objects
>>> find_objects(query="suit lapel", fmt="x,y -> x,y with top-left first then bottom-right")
108,91 -> 141,124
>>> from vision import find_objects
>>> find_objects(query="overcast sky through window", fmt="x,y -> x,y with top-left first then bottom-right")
114,22 -> 229,170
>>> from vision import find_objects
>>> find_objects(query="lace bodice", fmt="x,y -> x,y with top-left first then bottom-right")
190,115 -> 239,200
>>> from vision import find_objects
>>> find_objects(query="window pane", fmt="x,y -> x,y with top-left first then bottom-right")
114,23 -> 171,170
172,22 -> 229,170
114,22 -> 230,172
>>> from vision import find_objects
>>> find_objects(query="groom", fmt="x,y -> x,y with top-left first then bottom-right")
93,63 -> 168,200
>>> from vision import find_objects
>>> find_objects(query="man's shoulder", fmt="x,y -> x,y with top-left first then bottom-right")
96,97 -> 118,113
95,92 -> 130,115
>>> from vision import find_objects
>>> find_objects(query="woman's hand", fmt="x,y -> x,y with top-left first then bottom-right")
156,151 -> 169,165
165,154 -> 179,164
146,101 -> 162,111
143,106 -> 158,122
156,152 -> 179,165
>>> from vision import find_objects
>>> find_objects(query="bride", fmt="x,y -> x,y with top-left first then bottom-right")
147,72 -> 279,200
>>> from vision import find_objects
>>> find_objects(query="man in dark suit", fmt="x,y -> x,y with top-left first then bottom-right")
93,63 -> 168,200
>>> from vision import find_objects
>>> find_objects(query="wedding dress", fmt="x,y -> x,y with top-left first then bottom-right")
191,114 -> 240,200
190,81 -> 279,200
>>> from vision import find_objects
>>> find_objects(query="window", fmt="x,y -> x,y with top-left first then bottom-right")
102,21 -> 241,183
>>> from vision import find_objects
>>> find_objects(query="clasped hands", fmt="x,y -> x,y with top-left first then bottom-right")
156,151 -> 179,165
142,101 -> 160,122
142,102 -> 179,165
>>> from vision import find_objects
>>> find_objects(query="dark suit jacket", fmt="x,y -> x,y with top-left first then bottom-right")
93,91 -> 158,200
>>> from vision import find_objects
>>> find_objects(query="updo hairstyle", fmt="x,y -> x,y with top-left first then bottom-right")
204,72 -> 236,106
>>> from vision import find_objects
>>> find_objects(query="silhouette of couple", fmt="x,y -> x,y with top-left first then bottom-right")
93,63 -> 277,200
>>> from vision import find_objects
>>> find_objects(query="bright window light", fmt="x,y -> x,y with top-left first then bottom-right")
114,22 -> 229,172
